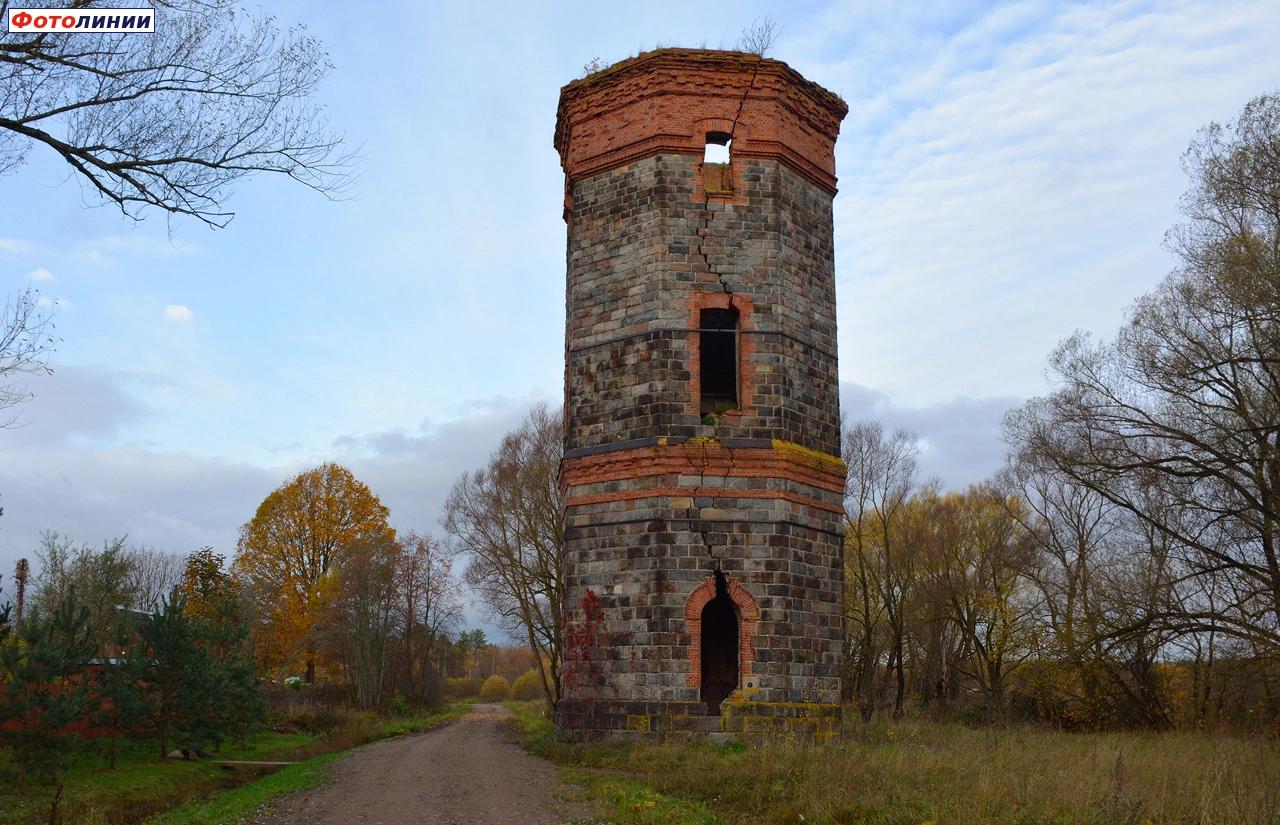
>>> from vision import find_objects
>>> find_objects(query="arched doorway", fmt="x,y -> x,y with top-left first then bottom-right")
699,571 -> 739,715
684,573 -> 759,713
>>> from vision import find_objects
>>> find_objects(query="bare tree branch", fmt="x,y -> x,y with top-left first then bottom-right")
0,0 -> 356,227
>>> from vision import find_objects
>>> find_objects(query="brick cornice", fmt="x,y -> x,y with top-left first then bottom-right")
564,486 -> 843,516
561,438 -> 846,503
555,49 -> 848,194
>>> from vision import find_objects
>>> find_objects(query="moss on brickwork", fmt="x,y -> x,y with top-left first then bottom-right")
627,714 -> 652,733
720,699 -> 841,744
772,438 -> 846,476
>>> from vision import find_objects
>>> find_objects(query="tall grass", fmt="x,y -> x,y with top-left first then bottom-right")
506,702 -> 1280,824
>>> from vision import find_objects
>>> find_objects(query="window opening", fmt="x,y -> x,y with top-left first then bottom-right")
703,131 -> 732,164
700,307 -> 739,414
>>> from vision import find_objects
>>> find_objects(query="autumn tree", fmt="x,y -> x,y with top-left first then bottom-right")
179,546 -> 236,621
924,486 -> 1041,715
444,405 -> 563,709
234,463 -> 394,682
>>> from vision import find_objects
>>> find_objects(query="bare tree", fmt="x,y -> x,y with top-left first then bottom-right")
324,536 -> 400,710
0,288 -> 58,425
444,404 -> 564,710
0,0 -> 355,227
999,93 -> 1280,731
393,531 -> 461,703
843,420 -> 920,719
1004,95 -> 1280,656
737,16 -> 780,57
125,547 -> 183,612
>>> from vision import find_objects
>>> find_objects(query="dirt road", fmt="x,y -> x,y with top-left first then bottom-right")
245,704 -> 569,825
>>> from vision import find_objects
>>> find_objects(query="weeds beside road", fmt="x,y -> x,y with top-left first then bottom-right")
0,703 -> 470,825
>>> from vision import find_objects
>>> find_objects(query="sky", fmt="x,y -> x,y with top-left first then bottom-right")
1,0 -> 1277,637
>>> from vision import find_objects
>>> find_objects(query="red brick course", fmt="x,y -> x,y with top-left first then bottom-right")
561,440 -> 845,498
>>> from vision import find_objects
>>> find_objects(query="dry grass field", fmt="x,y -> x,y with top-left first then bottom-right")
508,702 -> 1280,825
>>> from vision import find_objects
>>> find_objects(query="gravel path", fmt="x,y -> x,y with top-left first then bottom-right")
244,704 -> 568,825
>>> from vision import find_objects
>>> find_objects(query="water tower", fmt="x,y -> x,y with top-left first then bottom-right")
555,49 -> 847,740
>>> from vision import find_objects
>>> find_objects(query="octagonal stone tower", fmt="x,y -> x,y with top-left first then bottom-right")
554,49 -> 848,741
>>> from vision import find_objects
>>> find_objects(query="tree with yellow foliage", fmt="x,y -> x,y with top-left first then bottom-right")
179,547 -> 236,622
233,463 -> 394,683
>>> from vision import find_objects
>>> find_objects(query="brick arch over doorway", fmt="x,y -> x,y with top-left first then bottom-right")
684,575 -> 760,690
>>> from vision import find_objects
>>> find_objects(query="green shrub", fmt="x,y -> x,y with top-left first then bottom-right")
388,692 -> 410,717
479,675 -> 511,701
445,676 -> 483,699
511,669 -> 545,701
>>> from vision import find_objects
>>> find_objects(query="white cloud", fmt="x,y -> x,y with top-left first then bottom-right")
784,0 -> 1280,406
0,238 -> 32,254
24,267 -> 56,282
163,304 -> 193,322
72,236 -> 200,267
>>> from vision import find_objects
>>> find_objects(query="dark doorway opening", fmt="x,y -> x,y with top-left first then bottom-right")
699,307 -> 739,414
700,571 -> 739,715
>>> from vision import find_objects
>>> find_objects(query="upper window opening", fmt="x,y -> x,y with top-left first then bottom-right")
700,307 -> 739,414
703,131 -> 732,164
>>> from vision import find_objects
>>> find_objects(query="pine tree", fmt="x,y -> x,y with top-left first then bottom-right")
0,590 -> 95,823
204,594 -> 264,749
137,588 -> 201,757
88,619 -> 152,769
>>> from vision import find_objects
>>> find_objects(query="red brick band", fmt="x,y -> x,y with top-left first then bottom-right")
564,486 -> 842,516
561,441 -> 846,497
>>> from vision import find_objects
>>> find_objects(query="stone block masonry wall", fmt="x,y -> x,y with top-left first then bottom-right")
555,49 -> 848,741
565,155 -> 840,455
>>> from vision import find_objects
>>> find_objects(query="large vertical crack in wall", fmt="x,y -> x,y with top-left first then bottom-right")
691,58 -> 763,560
694,56 -> 764,295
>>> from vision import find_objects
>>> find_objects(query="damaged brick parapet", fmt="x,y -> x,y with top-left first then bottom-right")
554,48 -> 848,195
